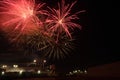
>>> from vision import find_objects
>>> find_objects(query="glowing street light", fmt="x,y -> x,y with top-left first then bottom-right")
73,70 -> 77,73
2,71 -> 5,75
2,65 -> 7,68
13,65 -> 18,68
19,70 -> 23,75
75,70 -> 77,73
43,60 -> 46,63
33,59 -> 37,63
84,70 -> 87,74
43,60 -> 46,69
37,70 -> 41,74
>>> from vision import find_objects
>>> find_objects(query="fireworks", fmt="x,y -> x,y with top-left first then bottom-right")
47,0 -> 85,41
0,0 -> 47,34
0,0 -> 85,59
40,33 -> 76,59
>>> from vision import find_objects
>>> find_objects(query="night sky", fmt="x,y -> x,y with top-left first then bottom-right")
0,0 -> 119,72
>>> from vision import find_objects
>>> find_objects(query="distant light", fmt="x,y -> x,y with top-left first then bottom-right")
78,70 -> 81,72
75,70 -> 77,73
2,65 -> 7,68
73,70 -> 77,73
69,72 -> 72,74
2,71 -> 5,75
13,65 -> 18,68
37,70 -> 41,74
19,70 -> 23,75
84,70 -> 87,74
33,59 -> 37,63
43,60 -> 46,63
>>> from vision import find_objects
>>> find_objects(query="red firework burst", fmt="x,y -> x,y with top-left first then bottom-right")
0,0 -> 47,34
47,0 -> 85,41
0,0 -> 85,59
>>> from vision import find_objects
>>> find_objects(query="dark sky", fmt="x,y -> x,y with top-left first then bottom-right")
0,0 -> 119,71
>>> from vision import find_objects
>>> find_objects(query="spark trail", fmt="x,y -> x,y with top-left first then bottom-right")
47,0 -> 85,42
0,0 -> 47,34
